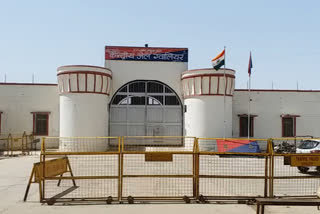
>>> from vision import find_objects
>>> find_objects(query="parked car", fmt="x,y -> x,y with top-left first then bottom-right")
295,139 -> 320,173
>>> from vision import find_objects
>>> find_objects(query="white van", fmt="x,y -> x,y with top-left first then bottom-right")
295,139 -> 320,173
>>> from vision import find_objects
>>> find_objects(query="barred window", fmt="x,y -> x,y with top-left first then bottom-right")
282,117 -> 295,137
33,113 -> 49,136
111,81 -> 180,106
239,116 -> 254,137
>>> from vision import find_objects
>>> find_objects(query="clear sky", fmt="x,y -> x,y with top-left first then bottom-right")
0,0 -> 319,89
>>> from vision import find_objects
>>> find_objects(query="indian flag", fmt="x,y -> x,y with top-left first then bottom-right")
211,49 -> 225,70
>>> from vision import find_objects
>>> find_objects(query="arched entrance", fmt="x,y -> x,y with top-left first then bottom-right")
109,80 -> 183,136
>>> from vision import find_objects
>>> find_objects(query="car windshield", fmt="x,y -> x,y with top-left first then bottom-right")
298,140 -> 319,149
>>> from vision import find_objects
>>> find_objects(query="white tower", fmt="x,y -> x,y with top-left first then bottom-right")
181,68 -> 236,146
57,65 -> 112,151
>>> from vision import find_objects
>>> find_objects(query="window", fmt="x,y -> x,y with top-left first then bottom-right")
119,86 -> 127,92
165,96 -> 180,105
281,115 -> 299,137
238,115 -> 256,137
112,95 -> 127,105
147,82 -> 163,93
298,140 -> 319,149
130,96 -> 146,105
111,81 -> 181,106
32,112 -> 49,136
129,82 -> 145,92
148,96 -> 163,105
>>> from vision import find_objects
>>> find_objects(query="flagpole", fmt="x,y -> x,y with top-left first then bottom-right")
248,52 -> 251,140
248,74 -> 251,140
223,46 -> 226,139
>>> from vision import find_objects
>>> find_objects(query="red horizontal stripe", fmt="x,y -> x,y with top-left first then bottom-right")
181,73 -> 235,80
238,114 -> 258,117
184,94 -> 233,98
57,65 -> 111,71
182,68 -> 236,74
57,71 -> 112,79
280,114 -> 300,118
60,91 -> 110,96
31,112 -> 50,114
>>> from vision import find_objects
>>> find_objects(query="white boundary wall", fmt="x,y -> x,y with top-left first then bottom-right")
1,80 -> 320,144
233,90 -> 320,138
0,84 -> 59,148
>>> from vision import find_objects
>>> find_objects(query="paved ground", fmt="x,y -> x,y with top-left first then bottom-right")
1,155 -> 320,214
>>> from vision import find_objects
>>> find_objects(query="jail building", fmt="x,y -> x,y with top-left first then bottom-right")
0,45 -> 319,148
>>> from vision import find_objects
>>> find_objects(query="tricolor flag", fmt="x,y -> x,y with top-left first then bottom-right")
211,49 -> 225,70
248,52 -> 253,76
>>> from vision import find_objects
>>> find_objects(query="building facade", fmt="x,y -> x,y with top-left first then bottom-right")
0,45 -> 319,149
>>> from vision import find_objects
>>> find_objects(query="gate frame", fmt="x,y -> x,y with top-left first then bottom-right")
40,137 -> 121,204
119,136 -> 196,201
36,136 -> 320,204
196,137 -> 271,200
269,137 -> 320,198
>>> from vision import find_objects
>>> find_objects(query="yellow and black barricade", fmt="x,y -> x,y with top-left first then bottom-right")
1,132 -> 34,156
23,156 -> 75,201
270,137 -> 320,198
196,137 -> 271,200
40,136 -> 121,204
31,136 -> 320,204
120,136 -> 196,202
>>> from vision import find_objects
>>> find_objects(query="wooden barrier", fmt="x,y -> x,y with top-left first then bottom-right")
23,157 -> 76,201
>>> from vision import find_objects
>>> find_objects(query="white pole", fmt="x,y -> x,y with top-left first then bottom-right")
223,46 -> 226,139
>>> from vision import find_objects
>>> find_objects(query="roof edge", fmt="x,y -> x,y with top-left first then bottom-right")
235,89 -> 320,92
